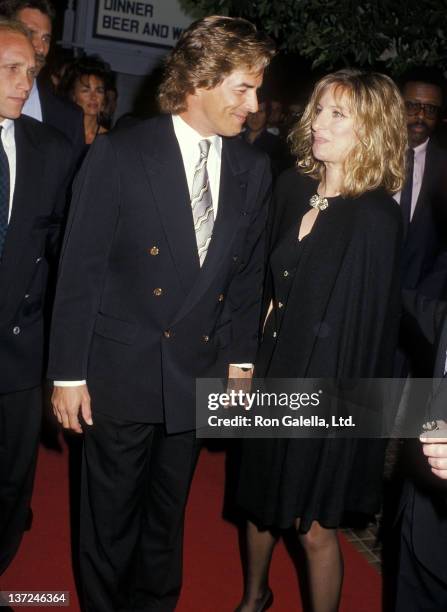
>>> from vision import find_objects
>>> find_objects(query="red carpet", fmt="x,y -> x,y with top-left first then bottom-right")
2,443 -> 381,611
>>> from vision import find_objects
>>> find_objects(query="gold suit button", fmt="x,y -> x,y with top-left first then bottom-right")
218,294 -> 224,302
149,246 -> 159,256
164,330 -> 171,338
202,335 -> 210,343
153,288 -> 163,297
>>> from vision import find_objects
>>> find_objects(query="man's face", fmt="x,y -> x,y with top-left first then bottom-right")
0,30 -> 36,122
403,81 -> 443,147
184,68 -> 264,137
269,100 -> 282,125
15,8 -> 52,75
246,102 -> 268,132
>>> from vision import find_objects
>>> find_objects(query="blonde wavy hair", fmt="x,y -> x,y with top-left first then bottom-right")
290,69 -> 407,196
158,16 -> 275,115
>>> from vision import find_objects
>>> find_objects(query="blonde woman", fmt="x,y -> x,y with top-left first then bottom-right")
236,69 -> 407,612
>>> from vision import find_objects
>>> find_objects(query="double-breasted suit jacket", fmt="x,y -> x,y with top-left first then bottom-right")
0,115 -> 72,394
48,114 -> 271,433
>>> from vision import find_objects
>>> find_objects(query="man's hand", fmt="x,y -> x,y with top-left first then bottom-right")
227,364 -> 253,398
421,423 -> 447,479
52,385 -> 93,434
228,364 -> 253,381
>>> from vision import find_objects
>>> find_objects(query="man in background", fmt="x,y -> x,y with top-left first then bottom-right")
397,67 -> 447,303
0,18 -> 72,575
396,291 -> 447,610
242,94 -> 289,178
2,0 -> 84,159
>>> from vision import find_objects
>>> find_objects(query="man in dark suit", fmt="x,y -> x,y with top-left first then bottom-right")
3,0 -> 84,159
242,97 -> 290,179
0,18 -> 72,575
394,68 -> 447,383
48,16 -> 274,612
398,67 -> 447,299
396,290 -> 447,610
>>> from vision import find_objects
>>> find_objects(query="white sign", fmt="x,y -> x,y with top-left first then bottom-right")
94,0 -> 194,48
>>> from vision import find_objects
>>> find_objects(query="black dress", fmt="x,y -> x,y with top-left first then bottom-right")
237,170 -> 402,532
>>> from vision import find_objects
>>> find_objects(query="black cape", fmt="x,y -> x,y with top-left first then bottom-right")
238,170 -> 403,530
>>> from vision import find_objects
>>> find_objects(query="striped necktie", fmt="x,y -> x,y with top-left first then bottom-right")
191,139 -> 214,266
0,126 -> 10,259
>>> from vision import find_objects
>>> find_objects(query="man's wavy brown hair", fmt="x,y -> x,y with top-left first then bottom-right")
290,69 -> 408,197
158,15 -> 275,114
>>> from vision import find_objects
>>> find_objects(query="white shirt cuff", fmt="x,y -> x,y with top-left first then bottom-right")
53,380 -> 87,387
230,363 -> 254,369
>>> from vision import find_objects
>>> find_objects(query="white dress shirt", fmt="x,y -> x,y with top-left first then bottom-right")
0,118 -> 16,223
22,80 -> 43,122
54,114 -> 251,387
393,138 -> 429,220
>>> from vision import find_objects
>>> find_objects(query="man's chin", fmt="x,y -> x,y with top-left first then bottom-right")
409,127 -> 429,147
217,129 -> 242,138
6,105 -> 25,119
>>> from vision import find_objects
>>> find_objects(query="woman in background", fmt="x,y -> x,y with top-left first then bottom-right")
59,55 -> 114,149
236,69 -> 407,612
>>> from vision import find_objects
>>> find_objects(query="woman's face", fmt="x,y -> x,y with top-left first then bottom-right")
72,74 -> 105,117
311,84 -> 359,167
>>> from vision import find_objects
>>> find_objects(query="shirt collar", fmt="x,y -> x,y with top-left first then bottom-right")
0,118 -> 15,141
413,137 -> 429,156
172,114 -> 221,156
30,79 -> 38,96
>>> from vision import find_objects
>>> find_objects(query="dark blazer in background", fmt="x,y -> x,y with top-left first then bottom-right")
398,139 -> 447,377
402,139 -> 447,296
0,115 -> 73,394
48,114 -> 271,433
242,128 -> 291,179
397,290 -> 447,599
38,78 -> 85,167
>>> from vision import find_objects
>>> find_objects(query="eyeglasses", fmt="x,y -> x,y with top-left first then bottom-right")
405,100 -> 441,119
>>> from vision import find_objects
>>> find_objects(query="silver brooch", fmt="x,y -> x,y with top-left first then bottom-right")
309,194 -> 329,211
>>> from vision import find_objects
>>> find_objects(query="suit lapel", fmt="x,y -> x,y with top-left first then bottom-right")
432,315 -> 447,394
410,140 -> 435,228
196,140 -> 248,280
37,79 -> 50,122
171,137 -> 249,325
139,116 -> 200,294
0,118 -> 44,292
